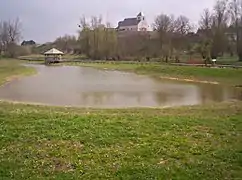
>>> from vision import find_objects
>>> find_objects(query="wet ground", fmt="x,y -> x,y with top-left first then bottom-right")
0,64 -> 241,108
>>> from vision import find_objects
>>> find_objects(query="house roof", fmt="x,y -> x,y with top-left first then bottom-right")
44,48 -> 64,55
21,40 -> 36,46
118,18 -> 141,27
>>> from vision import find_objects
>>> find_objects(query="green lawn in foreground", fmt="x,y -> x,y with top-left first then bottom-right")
0,102 -> 242,179
0,59 -> 36,85
70,62 -> 242,85
0,59 -> 241,179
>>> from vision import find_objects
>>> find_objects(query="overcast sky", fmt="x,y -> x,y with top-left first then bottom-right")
1,0 -> 215,43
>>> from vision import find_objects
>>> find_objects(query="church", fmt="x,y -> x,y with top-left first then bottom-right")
116,12 -> 149,32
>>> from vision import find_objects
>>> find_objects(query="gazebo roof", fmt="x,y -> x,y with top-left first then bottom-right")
44,48 -> 64,55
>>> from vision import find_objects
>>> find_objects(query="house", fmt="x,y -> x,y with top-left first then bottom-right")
21,40 -> 36,46
117,12 -> 149,32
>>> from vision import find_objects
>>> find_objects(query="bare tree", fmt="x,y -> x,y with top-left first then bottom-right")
199,9 -> 213,30
78,16 -> 118,60
0,22 -> 5,53
171,15 -> 192,62
174,15 -> 192,35
210,0 -> 230,57
78,16 -> 91,56
54,35 -> 77,53
213,0 -> 229,28
8,18 -> 21,43
90,15 -> 103,29
153,14 -> 175,61
153,14 -> 175,33
229,0 -> 242,60
0,18 -> 22,57
0,22 -> 10,52
229,0 -> 242,23
78,16 -> 89,30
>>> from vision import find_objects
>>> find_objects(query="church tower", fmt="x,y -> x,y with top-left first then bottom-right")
137,12 -> 145,21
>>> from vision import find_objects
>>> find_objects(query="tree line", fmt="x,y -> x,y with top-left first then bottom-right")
1,0 -> 242,62
76,0 -> 242,62
0,18 -> 23,57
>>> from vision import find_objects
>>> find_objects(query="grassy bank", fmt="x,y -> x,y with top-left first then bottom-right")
0,59 -> 36,86
0,59 -> 241,179
0,101 -> 241,179
68,62 -> 242,85
19,55 -> 242,85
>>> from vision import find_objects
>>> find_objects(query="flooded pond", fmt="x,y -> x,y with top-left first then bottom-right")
0,64 -> 241,108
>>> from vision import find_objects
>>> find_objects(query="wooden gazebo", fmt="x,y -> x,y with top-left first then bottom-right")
44,48 -> 64,64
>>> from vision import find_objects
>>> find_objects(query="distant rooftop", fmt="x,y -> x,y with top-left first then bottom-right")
118,12 -> 144,28
44,48 -> 64,55
118,18 -> 140,27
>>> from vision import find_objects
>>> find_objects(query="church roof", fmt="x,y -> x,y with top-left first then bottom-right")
118,18 -> 141,27
117,12 -> 145,28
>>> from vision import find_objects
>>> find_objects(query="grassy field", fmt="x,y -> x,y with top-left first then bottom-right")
179,54 -> 242,65
0,59 -> 241,179
216,55 -> 242,66
69,62 -> 242,85
0,59 -> 36,86
0,101 -> 242,180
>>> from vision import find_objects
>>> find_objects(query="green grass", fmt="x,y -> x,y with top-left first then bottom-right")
19,54 -> 45,58
68,62 -> 242,85
175,53 -> 242,65
0,101 -> 242,179
0,59 -> 241,179
216,55 -> 242,66
0,59 -> 36,86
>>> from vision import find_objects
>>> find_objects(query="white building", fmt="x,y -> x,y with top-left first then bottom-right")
117,12 -> 149,32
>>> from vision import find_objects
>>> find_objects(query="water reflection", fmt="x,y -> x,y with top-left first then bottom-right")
0,64 -> 241,108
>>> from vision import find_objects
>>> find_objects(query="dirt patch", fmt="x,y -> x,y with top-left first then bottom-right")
160,76 -> 219,85
0,75 -> 21,87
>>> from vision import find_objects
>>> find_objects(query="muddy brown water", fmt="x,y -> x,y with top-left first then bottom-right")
0,64 -> 241,108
